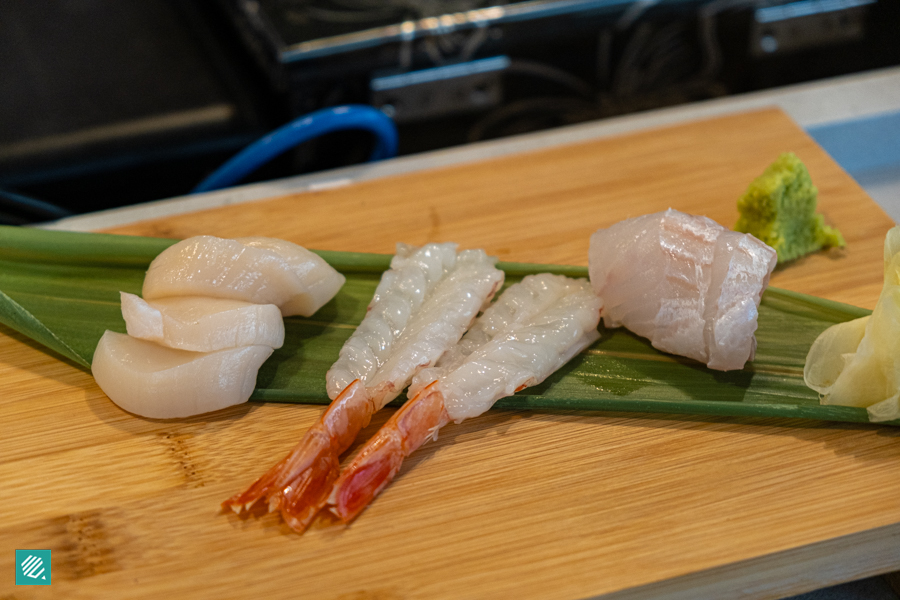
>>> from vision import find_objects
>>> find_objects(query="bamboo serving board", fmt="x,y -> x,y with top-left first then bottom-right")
3,108 -> 899,600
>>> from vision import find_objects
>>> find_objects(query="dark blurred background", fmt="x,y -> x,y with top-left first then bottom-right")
1,0 -> 898,221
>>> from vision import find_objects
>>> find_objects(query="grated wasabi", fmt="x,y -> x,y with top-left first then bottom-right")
735,152 -> 844,263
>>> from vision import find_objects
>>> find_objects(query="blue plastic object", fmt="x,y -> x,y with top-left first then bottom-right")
192,105 -> 398,194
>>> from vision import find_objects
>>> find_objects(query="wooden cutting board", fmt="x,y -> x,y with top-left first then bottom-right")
3,108 -> 899,600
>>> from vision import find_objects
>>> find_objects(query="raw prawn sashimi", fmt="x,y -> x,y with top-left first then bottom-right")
223,243 -> 504,532
142,235 -> 345,317
588,208 -> 776,371
327,274 -> 602,523
91,331 -> 273,419
325,242 -> 458,397
121,293 -> 285,352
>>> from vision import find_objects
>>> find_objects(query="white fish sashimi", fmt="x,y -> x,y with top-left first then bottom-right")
589,209 -> 776,371
91,331 -> 273,419
120,293 -> 285,352
142,235 -> 345,317
325,274 -> 602,523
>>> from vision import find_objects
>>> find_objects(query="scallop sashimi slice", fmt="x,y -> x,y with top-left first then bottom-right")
589,209 -> 777,371
120,293 -> 285,352
92,331 -> 273,419
237,237 -> 346,317
142,235 -> 345,317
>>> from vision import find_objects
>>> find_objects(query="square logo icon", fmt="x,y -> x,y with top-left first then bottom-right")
15,549 -> 51,585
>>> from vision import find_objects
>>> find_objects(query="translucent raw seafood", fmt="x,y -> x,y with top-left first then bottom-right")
223,243 -> 504,532
237,237 -> 347,317
142,235 -> 345,317
326,242 -> 458,397
121,293 -> 285,352
91,331 -> 273,419
327,274 -> 602,523
589,208 -> 777,371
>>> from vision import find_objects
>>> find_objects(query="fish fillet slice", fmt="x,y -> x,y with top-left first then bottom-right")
589,209 -> 776,371
142,235 -> 345,317
91,331 -> 273,419
120,293 -> 285,352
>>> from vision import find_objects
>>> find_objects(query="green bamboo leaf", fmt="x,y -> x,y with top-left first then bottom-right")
0,225 -> 177,266
0,289 -> 89,367
0,225 -> 887,425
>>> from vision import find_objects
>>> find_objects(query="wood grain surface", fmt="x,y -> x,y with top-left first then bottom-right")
3,108 -> 899,600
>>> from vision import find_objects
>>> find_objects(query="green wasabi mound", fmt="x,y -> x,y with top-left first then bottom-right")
735,152 -> 845,263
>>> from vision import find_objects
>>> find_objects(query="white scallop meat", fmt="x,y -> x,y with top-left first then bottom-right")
91,331 -> 273,419
120,293 -> 285,352
142,235 -> 345,317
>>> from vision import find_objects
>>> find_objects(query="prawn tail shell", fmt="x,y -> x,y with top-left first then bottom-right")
221,430 -> 332,515
329,431 -> 405,523
322,379 -> 377,449
222,450 -> 292,514
222,379 -> 374,517
279,453 -> 342,534
328,384 -> 450,523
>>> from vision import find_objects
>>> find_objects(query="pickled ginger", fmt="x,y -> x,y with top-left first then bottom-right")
804,226 -> 900,422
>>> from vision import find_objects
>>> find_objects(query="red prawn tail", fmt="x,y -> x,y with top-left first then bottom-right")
279,453 -> 341,534
223,379 -> 374,518
222,455 -> 291,514
221,431 -> 328,514
329,384 -> 450,523
329,432 -> 405,523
